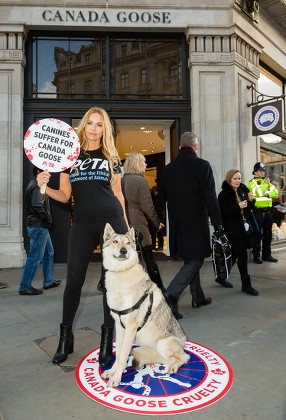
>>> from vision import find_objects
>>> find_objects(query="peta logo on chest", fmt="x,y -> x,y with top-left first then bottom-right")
74,157 -> 109,171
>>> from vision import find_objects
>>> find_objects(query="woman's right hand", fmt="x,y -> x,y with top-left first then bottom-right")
239,200 -> 247,209
37,170 -> 51,188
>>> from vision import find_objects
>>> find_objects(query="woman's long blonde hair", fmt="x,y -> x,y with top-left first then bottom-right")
76,107 -> 121,181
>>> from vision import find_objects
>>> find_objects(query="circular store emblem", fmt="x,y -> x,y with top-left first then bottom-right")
75,340 -> 233,415
254,105 -> 280,132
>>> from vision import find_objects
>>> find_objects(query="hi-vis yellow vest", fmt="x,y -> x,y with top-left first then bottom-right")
247,177 -> 278,208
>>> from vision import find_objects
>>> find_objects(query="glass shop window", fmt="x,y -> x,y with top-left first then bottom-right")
30,34 -> 187,100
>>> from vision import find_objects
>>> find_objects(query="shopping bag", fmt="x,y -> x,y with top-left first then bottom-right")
211,232 -> 232,280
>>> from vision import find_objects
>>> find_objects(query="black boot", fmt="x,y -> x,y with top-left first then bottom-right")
52,324 -> 74,364
99,325 -> 114,367
148,266 -> 165,290
163,292 -> 183,319
215,278 -> 233,288
241,275 -> 259,296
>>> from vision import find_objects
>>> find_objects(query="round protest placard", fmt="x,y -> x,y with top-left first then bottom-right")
24,118 -> 80,173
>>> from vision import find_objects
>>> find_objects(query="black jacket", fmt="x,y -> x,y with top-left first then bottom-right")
218,181 -> 255,241
26,178 -> 52,229
157,147 -> 221,259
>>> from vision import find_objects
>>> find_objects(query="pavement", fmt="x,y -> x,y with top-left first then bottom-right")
0,245 -> 285,420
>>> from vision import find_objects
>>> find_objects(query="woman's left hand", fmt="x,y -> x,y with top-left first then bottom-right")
247,192 -> 253,201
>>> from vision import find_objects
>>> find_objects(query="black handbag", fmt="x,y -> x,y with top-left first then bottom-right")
211,232 -> 232,280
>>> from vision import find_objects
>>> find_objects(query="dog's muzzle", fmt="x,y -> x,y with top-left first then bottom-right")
115,247 -> 128,260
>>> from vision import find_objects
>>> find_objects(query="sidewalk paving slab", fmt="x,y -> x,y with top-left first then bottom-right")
0,248 -> 285,420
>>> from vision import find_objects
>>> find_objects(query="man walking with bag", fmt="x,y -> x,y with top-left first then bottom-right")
157,131 -> 223,319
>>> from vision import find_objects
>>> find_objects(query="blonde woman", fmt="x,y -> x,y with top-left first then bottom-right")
218,169 -> 259,295
37,107 -> 128,366
122,153 -> 164,290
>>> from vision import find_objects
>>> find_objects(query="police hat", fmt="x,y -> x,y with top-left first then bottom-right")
252,162 -> 265,175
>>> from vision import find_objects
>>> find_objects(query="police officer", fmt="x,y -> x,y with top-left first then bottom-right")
248,162 -> 278,264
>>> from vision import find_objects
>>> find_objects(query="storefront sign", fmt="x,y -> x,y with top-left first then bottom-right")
42,9 -> 171,24
0,6 -> 226,29
252,100 -> 284,136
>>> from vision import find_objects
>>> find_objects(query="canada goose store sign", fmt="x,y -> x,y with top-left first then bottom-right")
76,341 -> 233,415
252,100 -> 284,136
42,8 -> 172,25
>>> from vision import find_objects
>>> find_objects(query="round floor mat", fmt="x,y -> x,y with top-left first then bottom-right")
75,340 -> 233,415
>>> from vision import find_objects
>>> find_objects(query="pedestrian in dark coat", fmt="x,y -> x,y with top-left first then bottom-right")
217,169 -> 259,296
18,166 -> 61,296
157,131 -> 222,318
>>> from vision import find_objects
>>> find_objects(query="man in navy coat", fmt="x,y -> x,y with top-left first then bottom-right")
158,132 -> 222,318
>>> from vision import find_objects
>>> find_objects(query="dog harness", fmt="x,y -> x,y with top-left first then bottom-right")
110,291 -> 154,332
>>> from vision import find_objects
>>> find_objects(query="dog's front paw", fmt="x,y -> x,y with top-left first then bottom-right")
101,368 -> 114,380
106,374 -> 122,388
167,361 -> 181,374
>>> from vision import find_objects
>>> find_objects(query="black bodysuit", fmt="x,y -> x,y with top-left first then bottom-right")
62,149 -> 127,326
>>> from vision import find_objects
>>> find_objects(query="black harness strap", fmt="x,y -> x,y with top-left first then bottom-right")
110,291 -> 154,332
137,291 -> 153,332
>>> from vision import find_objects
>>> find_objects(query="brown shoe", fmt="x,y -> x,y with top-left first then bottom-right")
0,282 -> 7,289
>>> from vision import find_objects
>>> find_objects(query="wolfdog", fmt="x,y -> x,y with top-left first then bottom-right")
101,223 -> 189,388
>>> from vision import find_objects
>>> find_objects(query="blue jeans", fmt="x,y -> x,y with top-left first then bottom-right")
19,226 -> 55,292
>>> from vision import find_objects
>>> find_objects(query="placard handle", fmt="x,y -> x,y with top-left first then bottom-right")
40,183 -> 47,194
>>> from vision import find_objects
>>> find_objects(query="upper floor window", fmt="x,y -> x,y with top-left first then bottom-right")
85,79 -> 93,94
121,73 -> 129,89
28,34 -> 188,100
141,68 -> 147,84
85,53 -> 92,66
121,44 -> 127,57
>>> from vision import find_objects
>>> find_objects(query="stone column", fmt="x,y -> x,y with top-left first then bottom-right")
0,24 -> 27,268
186,26 -> 262,189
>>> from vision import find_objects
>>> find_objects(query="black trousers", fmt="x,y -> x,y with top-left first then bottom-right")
141,245 -> 158,273
252,209 -> 273,259
151,228 -> 164,249
62,217 -> 127,328
229,238 -> 248,277
166,258 -> 205,302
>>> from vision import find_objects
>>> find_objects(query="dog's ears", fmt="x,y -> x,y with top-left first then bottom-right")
103,223 -> 115,242
127,226 -> 136,241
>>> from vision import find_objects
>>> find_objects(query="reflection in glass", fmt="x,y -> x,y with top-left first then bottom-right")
110,39 -> 183,99
32,35 -> 185,100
